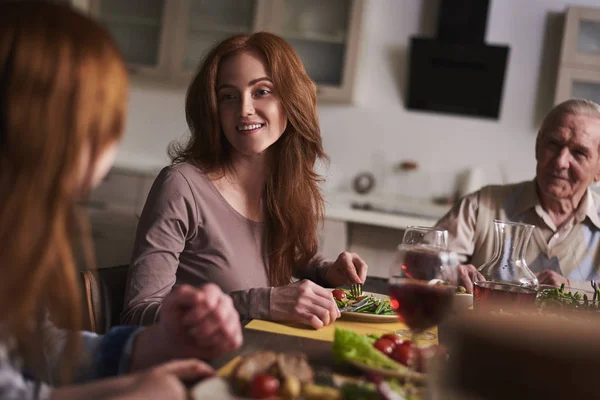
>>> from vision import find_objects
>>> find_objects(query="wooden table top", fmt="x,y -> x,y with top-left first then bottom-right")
209,278 -> 440,373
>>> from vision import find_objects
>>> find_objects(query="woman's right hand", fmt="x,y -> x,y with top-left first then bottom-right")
124,359 -> 214,400
50,359 -> 213,400
270,280 -> 340,329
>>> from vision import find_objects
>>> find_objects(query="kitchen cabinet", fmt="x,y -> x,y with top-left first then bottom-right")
261,0 -> 365,102
81,168 -> 156,269
73,0 -> 365,102
555,6 -> 600,104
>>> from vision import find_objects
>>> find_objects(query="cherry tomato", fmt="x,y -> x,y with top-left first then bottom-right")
332,289 -> 346,301
373,338 -> 395,356
381,333 -> 404,346
249,374 -> 280,399
391,343 -> 412,366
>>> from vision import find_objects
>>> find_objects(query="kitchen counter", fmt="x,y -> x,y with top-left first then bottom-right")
324,191 -> 450,229
106,157 -> 452,231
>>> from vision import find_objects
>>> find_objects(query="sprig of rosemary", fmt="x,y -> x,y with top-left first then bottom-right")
536,283 -> 600,311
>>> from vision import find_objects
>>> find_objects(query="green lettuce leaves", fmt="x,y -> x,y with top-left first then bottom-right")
332,328 -> 409,372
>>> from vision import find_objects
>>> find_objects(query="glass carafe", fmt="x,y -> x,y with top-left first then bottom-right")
473,220 -> 538,309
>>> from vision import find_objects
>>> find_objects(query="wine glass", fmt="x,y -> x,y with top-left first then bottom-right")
402,226 -> 448,249
389,243 -> 459,393
397,227 -> 450,339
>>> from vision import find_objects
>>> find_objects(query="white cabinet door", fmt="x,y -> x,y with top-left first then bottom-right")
173,0 -> 270,82
318,219 -> 348,261
555,67 -> 600,105
88,208 -> 139,268
561,7 -> 600,69
257,0 -> 365,103
88,169 -> 146,214
89,0 -> 178,77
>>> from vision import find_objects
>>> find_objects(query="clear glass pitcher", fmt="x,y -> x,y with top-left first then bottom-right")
473,220 -> 538,308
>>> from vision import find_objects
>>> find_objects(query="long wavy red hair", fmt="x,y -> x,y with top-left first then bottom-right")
171,32 -> 327,286
0,2 -> 128,373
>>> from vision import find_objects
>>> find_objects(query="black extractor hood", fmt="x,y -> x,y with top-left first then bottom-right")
406,0 -> 509,119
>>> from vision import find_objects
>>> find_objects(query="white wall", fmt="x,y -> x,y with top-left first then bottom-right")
114,0 -> 600,199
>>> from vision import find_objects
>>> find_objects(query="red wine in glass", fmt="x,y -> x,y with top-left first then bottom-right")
388,244 -> 458,395
389,280 -> 454,331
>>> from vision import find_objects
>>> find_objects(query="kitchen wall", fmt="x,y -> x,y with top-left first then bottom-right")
115,0 -> 600,200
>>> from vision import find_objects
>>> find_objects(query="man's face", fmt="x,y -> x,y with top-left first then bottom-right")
536,114 -> 600,203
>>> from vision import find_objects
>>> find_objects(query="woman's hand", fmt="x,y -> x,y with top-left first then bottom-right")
50,359 -> 212,400
270,280 -> 340,329
130,284 -> 243,371
457,264 -> 484,293
323,252 -> 368,286
124,359 -> 214,400
536,270 -> 569,287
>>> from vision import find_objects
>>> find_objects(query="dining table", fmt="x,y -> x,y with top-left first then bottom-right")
192,278 -> 441,399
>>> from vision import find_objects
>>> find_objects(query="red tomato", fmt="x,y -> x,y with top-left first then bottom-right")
249,374 -> 280,399
373,338 -> 396,356
380,334 -> 404,346
332,289 -> 346,301
391,343 -> 412,366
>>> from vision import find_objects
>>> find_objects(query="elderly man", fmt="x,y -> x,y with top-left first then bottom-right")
435,99 -> 600,292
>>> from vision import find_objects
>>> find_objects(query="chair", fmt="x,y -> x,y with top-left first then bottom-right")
80,264 -> 129,334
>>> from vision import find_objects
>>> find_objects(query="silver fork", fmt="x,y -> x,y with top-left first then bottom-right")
339,297 -> 370,313
351,282 -> 363,298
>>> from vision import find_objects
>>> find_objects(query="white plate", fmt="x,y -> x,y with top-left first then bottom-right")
190,377 -> 243,400
338,291 -> 399,323
452,293 -> 473,313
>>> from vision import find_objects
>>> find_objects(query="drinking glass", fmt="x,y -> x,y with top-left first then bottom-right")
389,243 -> 459,393
402,226 -> 448,249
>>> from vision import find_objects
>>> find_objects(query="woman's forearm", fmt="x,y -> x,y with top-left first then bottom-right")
127,325 -> 169,373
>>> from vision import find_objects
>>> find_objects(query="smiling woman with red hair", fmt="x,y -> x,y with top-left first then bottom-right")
123,32 -> 369,329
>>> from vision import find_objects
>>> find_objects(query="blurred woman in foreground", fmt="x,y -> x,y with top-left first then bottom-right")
0,2 -> 241,399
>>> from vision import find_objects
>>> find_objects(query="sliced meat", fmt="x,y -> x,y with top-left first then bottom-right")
276,353 -> 314,384
233,351 -> 278,382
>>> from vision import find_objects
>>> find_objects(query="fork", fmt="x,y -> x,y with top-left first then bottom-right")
591,280 -> 598,303
338,297 -> 370,313
351,282 -> 363,298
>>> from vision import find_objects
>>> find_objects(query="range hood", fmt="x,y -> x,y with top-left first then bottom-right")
406,0 -> 510,120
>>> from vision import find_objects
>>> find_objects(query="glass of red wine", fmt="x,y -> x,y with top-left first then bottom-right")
395,226 -> 449,341
402,226 -> 449,249
389,243 -> 459,392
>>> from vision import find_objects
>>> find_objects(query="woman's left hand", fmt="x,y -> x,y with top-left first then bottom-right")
324,252 -> 368,286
